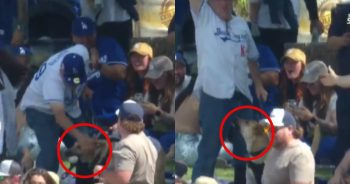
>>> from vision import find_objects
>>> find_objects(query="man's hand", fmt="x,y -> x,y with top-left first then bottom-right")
310,19 -> 324,34
293,107 -> 314,121
328,33 -> 350,50
21,149 -> 34,170
255,83 -> 268,102
329,173 -> 347,184
320,66 -> 338,87
141,102 -> 160,115
90,47 -> 100,70
16,107 -> 27,136
11,29 -> 24,46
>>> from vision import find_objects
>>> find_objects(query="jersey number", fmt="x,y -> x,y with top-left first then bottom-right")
34,63 -> 47,80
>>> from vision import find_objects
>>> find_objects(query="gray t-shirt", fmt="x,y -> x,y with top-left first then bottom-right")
109,132 -> 158,184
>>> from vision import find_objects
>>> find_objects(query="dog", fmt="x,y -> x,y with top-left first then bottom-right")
238,119 -> 271,184
64,139 -> 110,168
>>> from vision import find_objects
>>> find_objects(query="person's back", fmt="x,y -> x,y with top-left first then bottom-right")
113,131 -> 157,184
21,44 -> 90,117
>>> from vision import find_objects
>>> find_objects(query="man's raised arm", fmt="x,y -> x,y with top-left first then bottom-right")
189,0 -> 204,16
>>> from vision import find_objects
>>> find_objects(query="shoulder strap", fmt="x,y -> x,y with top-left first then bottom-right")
175,76 -> 197,111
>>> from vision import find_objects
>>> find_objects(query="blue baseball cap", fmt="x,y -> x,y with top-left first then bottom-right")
62,53 -> 86,85
175,51 -> 186,66
0,40 -> 4,50
12,46 -> 32,56
71,17 -> 96,37
115,100 -> 144,122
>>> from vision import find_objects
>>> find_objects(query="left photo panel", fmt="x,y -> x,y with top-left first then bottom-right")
0,0 -> 175,184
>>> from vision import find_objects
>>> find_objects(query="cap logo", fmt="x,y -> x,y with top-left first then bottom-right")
73,77 -> 80,84
81,22 -> 88,30
19,47 -> 25,55
100,55 -> 107,63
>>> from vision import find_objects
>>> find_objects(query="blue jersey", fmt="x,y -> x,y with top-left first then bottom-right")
87,37 -> 127,121
250,44 -> 280,115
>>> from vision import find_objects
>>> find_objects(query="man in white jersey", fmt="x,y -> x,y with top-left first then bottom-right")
189,0 -> 267,183
20,50 -> 96,172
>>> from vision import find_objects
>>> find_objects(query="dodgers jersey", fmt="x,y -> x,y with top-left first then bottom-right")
20,44 -> 91,118
191,0 -> 259,101
87,37 -> 127,120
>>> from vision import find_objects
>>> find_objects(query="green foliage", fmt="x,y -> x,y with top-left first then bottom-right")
234,0 -> 249,18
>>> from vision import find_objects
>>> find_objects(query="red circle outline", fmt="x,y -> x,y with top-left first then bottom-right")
56,123 -> 113,179
219,105 -> 275,161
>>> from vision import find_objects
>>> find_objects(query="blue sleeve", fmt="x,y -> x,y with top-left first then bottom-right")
257,44 -> 280,72
98,37 -> 128,66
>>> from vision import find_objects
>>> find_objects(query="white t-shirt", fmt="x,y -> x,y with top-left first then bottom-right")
20,44 -> 91,118
175,75 -> 192,99
250,0 -> 300,29
191,0 -> 259,101
80,0 -> 131,26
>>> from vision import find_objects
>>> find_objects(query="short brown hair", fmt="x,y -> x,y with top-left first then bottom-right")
120,120 -> 145,134
292,124 -> 304,139
23,168 -> 55,184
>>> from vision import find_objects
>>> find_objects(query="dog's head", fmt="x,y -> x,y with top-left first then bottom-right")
66,140 -> 110,166
238,120 -> 271,155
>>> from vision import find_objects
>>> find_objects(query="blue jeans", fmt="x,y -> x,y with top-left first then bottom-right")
147,130 -> 175,153
26,108 -> 94,184
192,91 -> 252,182
316,136 -> 336,164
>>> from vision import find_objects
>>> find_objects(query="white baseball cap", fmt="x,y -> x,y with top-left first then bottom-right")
0,160 -> 22,176
260,108 -> 297,127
